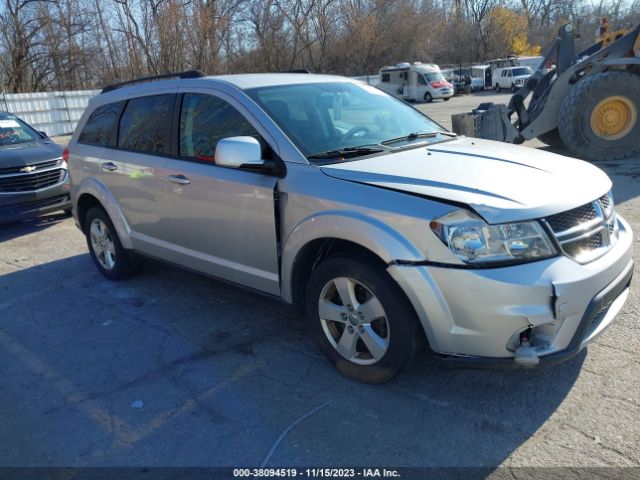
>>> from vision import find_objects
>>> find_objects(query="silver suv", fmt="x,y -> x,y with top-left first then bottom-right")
68,71 -> 633,383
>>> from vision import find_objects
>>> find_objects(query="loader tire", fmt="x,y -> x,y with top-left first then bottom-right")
558,71 -> 640,161
537,128 -> 565,148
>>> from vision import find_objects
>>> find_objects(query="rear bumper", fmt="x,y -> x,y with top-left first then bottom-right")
388,213 -> 634,367
0,171 -> 71,224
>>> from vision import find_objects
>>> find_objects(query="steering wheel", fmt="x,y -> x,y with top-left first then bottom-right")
342,125 -> 370,141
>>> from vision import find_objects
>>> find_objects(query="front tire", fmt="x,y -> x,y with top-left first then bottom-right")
558,71 -> 640,161
424,92 -> 432,103
84,206 -> 133,281
304,256 -> 419,383
495,83 -> 501,93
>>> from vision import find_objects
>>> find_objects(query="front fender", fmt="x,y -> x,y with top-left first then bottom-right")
72,177 -> 133,249
280,210 -> 425,303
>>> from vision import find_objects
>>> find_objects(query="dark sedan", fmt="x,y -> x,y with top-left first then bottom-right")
0,112 -> 71,224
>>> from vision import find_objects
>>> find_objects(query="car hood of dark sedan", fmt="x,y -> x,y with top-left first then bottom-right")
0,141 -> 63,168
320,137 -> 612,224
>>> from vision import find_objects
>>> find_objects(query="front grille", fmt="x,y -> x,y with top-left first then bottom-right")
546,203 -> 597,233
0,158 -> 62,175
0,194 -> 70,216
544,192 -> 617,263
0,168 -> 64,192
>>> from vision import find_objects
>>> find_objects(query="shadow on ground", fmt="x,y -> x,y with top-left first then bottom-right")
0,252 -> 585,469
0,211 -> 72,242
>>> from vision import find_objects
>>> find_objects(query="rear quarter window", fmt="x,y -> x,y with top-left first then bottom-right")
78,101 -> 124,146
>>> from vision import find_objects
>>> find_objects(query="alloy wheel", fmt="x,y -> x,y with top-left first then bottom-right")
317,277 -> 390,365
90,218 -> 116,270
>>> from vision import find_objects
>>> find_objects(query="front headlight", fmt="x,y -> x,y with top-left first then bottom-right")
430,210 -> 557,265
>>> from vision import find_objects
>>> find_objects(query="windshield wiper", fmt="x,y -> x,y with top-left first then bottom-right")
381,130 -> 456,146
307,145 -> 385,160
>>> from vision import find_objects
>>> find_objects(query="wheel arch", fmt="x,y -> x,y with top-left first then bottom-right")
280,212 -> 424,307
72,178 -> 133,249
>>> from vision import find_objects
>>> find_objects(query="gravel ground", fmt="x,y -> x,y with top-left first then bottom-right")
1,92 -> 638,477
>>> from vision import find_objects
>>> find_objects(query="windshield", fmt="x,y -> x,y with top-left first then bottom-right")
512,67 -> 533,76
425,72 -> 445,83
246,82 -> 445,161
0,115 -> 41,146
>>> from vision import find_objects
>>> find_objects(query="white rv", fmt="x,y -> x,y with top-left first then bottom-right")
378,62 -> 454,102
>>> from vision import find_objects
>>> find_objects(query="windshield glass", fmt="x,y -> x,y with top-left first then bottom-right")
246,82 -> 445,160
425,72 -> 445,83
0,115 -> 40,146
512,67 -> 533,76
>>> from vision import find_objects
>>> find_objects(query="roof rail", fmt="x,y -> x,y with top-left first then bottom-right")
279,69 -> 311,74
101,70 -> 206,93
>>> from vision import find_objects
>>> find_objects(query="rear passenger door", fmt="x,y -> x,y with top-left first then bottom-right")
99,92 -> 175,250
163,91 -> 280,295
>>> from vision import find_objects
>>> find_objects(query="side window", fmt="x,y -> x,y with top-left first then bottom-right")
78,101 -> 124,146
417,74 -> 426,86
381,73 -> 390,83
179,93 -> 258,161
118,95 -> 173,154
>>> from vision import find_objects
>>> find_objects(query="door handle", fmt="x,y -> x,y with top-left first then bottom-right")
168,174 -> 190,185
101,162 -> 118,172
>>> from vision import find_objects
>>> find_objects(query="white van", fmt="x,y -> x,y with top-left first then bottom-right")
494,66 -> 534,93
378,62 -> 454,102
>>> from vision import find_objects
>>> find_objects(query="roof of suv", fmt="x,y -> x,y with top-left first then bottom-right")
99,73 -> 355,99
212,73 -> 352,89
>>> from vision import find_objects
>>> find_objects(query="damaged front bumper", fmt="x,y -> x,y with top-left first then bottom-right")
387,214 -> 633,368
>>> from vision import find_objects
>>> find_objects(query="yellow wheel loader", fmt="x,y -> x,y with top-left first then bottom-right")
452,23 -> 640,161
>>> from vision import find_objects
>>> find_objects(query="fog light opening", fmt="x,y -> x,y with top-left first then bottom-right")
514,326 -> 540,367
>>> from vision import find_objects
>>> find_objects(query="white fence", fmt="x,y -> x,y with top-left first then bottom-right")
1,89 -> 100,137
351,75 -> 380,86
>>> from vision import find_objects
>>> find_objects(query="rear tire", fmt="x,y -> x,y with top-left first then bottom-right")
304,255 -> 420,383
84,206 -> 133,281
558,71 -> 640,161
537,128 -> 565,148
495,83 -> 501,93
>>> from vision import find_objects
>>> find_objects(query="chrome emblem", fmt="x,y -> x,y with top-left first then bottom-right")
20,165 -> 37,173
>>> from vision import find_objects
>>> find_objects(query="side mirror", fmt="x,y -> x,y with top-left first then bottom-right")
215,136 -> 264,168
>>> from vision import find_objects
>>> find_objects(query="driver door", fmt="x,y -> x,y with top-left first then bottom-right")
163,91 -> 280,295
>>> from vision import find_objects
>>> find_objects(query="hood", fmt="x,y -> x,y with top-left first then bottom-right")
320,137 -> 611,224
0,141 -> 63,169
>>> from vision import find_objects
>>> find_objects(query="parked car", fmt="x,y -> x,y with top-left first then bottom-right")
494,66 -> 534,92
68,72 -> 633,383
0,112 -> 71,224
378,62 -> 454,102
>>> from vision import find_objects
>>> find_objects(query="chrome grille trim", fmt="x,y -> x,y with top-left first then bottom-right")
543,192 -> 617,264
0,158 -> 62,175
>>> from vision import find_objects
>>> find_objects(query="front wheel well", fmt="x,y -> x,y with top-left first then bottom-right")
290,238 -> 387,314
76,193 -> 101,232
